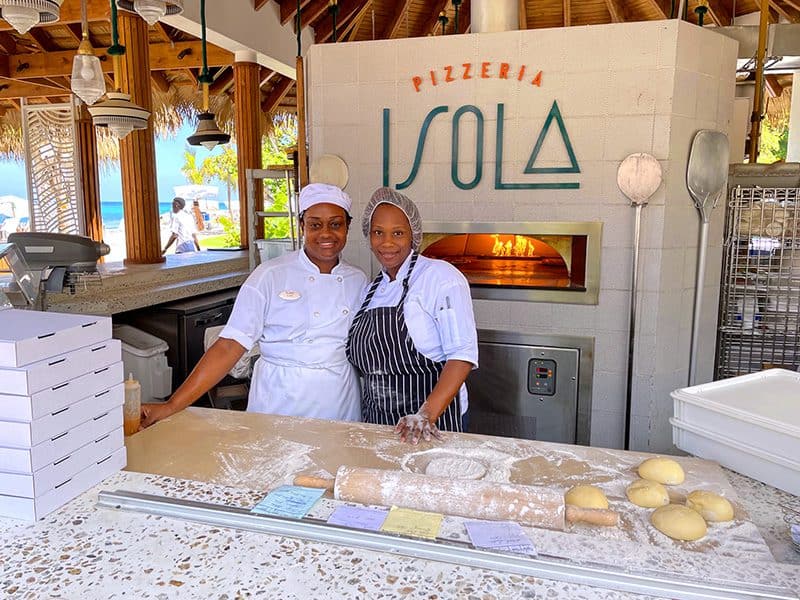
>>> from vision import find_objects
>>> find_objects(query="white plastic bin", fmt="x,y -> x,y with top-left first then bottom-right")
112,325 -> 172,403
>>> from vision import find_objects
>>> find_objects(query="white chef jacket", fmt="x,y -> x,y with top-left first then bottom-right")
170,210 -> 198,251
360,252 -> 479,413
219,249 -> 368,421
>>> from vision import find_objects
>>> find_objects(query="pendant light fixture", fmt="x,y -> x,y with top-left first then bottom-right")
0,0 -> 62,35
88,0 -> 150,139
70,0 -> 104,105
187,0 -> 229,151
115,0 -> 182,27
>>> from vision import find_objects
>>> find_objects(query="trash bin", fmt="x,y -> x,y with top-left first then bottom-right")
112,325 -> 173,403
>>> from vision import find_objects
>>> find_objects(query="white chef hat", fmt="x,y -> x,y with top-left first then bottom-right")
298,183 -> 352,215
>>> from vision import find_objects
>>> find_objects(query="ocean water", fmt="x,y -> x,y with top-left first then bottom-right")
100,201 -> 229,230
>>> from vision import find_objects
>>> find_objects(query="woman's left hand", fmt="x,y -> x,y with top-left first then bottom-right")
395,410 -> 443,445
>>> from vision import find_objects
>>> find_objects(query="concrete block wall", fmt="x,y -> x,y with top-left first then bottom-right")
306,20 -> 737,451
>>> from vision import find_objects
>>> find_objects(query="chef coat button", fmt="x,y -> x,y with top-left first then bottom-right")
337,276 -> 343,282
342,308 -> 349,315
309,276 -> 315,282
314,311 -> 320,318
307,339 -> 314,344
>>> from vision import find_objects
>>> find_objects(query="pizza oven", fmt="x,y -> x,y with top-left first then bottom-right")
421,222 -> 602,304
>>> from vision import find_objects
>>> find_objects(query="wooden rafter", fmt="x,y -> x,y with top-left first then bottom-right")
153,22 -> 172,44
0,32 -> 16,54
604,0 -> 628,22
782,0 -> 800,10
260,68 -> 276,87
769,0 -> 800,22
261,76 -> 294,113
519,0 -> 528,29
151,71 -> 170,93
645,0 -> 669,18
457,0 -> 470,33
300,0 -> 331,30
5,41 -> 233,79
564,0 -> 570,26
382,0 -> 413,39
338,0 -> 372,41
65,24 -> 83,45
0,0 -> 110,31
254,0 -> 271,10
765,75 -> 783,97
0,77 -> 66,98
210,68 -> 234,94
316,0 -> 368,43
280,0 -> 313,25
705,0 -> 733,26
27,29 -> 54,52
422,0 -> 450,36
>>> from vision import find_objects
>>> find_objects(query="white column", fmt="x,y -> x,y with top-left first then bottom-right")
787,72 -> 800,163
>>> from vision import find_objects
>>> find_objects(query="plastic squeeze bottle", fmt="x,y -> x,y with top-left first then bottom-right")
123,373 -> 141,436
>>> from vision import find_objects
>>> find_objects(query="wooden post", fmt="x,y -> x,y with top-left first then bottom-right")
296,56 -> 308,188
75,103 -> 103,244
117,10 -> 163,264
748,0 -> 770,163
234,51 -> 263,246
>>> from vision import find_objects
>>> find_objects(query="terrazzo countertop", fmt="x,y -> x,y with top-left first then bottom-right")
44,251 -> 249,315
2,409 -> 798,599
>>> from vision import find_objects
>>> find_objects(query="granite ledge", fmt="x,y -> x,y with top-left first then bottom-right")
44,251 -> 250,315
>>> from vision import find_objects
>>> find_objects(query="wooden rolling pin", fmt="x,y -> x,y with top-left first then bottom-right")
294,466 -> 618,530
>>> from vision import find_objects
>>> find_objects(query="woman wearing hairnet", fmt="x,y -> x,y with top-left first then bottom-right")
141,183 -> 368,428
347,187 -> 478,444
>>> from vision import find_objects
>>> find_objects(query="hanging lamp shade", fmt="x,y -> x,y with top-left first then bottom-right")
0,0 -> 62,35
115,0 -> 182,26
88,91 -> 150,139
71,39 -> 105,105
187,112 -> 230,150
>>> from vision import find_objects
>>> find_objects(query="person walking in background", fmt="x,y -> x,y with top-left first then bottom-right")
191,199 -> 205,233
162,196 -> 201,254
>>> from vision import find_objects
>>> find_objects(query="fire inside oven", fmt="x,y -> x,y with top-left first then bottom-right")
421,233 -> 588,291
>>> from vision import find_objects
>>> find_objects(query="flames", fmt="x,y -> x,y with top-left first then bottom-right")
491,234 -> 535,257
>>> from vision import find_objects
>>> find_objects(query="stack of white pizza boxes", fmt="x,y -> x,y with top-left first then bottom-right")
0,309 -> 127,520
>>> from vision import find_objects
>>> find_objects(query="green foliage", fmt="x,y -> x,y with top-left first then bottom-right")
180,149 -> 205,185
217,215 -> 241,247
758,120 -> 789,164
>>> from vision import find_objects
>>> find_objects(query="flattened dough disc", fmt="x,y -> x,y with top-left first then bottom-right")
310,154 -> 349,189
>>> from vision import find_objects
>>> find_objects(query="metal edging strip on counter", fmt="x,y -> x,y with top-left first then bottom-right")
96,490 -> 797,600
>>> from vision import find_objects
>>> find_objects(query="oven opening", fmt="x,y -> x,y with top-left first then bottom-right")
421,233 -> 588,291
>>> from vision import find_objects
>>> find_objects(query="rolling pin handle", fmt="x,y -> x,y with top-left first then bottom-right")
565,505 -> 619,527
293,475 -> 335,492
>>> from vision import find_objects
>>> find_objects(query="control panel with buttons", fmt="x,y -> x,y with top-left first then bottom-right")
527,359 -> 556,396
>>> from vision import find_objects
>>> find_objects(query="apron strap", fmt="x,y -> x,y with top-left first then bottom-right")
353,252 -> 420,320
398,252 -> 419,305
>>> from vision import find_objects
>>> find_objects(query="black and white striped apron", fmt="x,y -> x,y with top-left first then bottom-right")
346,252 -> 462,431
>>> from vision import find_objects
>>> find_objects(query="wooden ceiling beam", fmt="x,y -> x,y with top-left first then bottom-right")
705,0 -> 733,25
254,0 -> 271,10
261,76 -> 294,113
644,0 -> 669,18
27,28 -> 53,52
0,0 -> 110,31
382,0 -> 413,39
339,0 -> 371,41
769,0 -> 800,22
315,0 -> 367,43
0,32 -> 16,54
65,24 -> 83,45
765,75 -> 783,97
563,0 -> 570,26
422,0 -> 450,35
151,71 -> 170,93
519,0 -> 528,29
782,0 -> 800,10
281,0 -> 313,25
210,68 -> 234,94
5,41 -> 233,79
153,22 -> 172,44
0,78 -> 67,99
300,0 -> 331,30
457,0 -> 471,33
604,0 -> 628,22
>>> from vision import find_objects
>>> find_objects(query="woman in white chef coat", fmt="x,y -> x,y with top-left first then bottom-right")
346,187 -> 478,444
141,183 -> 368,428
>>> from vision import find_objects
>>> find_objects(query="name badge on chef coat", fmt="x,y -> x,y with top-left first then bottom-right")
279,290 -> 301,301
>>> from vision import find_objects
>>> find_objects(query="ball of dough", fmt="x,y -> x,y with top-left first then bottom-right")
686,490 -> 734,522
425,457 -> 487,480
651,504 -> 707,541
626,478 -> 670,508
638,457 -> 685,485
564,485 -> 609,510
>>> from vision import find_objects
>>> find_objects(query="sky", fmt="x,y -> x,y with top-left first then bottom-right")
0,121 -> 239,206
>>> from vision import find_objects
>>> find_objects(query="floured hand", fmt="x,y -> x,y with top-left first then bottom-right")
395,411 -> 442,445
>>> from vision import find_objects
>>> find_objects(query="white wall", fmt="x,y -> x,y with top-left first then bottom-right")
307,20 -> 738,452
164,0 -> 312,78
